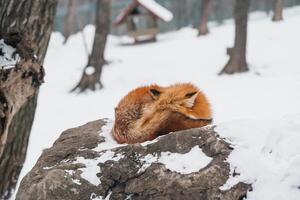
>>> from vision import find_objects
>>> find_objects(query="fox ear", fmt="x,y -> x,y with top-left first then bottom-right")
185,91 -> 198,108
149,89 -> 161,100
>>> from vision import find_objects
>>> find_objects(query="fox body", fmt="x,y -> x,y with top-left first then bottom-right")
112,83 -> 212,144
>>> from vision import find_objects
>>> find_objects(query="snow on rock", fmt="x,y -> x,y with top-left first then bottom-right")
138,0 -> 173,22
217,114 -> 300,200
159,147 -> 212,174
67,120 -> 125,186
17,119 -> 250,199
65,170 -> 82,185
139,146 -> 212,174
0,39 -> 20,69
74,120 -> 212,185
73,150 -> 124,186
90,191 -> 112,200
93,119 -> 126,151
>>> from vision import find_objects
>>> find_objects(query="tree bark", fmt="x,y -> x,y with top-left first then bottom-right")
219,0 -> 250,75
72,0 -> 110,92
63,0 -> 78,43
0,0 -> 57,199
198,0 -> 210,36
272,0 -> 284,21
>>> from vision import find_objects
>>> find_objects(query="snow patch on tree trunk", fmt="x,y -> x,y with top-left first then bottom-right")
0,39 -> 20,69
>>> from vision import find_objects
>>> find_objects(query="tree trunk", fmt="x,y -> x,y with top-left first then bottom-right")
63,0 -> 78,43
72,0 -> 110,92
219,0 -> 250,75
198,0 -> 210,36
0,0 -> 57,199
272,0 -> 284,21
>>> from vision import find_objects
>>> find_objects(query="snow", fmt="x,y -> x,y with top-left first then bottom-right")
70,120 -> 211,186
114,0 -> 173,25
67,122 -> 125,186
85,66 -> 95,75
159,147 -> 212,174
138,0 -> 173,22
90,191 -> 111,200
139,146 -> 212,174
67,150 -> 124,186
65,170 -> 82,185
0,39 -> 20,69
11,6 -> 300,199
94,119 -> 126,150
217,114 -> 300,200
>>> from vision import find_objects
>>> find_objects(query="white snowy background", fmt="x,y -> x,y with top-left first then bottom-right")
11,6 -> 300,200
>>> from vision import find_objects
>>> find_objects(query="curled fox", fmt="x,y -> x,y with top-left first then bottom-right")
112,83 -> 212,144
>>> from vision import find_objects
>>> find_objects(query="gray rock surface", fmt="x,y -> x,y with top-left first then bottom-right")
17,119 -> 251,200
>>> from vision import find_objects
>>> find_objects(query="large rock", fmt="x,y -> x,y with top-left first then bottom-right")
17,119 -> 251,200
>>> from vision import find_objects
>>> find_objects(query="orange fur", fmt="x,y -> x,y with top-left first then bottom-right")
112,83 -> 212,144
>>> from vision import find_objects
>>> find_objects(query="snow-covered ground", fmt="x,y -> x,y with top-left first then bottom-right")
13,6 -> 300,199
218,114 -> 300,200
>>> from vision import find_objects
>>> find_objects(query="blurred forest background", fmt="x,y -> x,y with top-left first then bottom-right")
56,0 -> 300,36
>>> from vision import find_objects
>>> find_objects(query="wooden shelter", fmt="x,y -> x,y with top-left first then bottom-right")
113,0 -> 173,42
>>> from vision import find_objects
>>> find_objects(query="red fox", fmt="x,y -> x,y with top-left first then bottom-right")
112,83 -> 212,144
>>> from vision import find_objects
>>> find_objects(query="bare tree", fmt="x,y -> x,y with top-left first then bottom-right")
0,0 -> 57,199
72,0 -> 110,92
219,0 -> 250,75
198,0 -> 211,36
63,0 -> 78,43
272,0 -> 284,21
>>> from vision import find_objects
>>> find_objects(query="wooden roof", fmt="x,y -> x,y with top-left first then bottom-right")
113,0 -> 173,26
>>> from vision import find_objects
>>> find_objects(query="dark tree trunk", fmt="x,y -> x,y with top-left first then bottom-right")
272,0 -> 284,21
198,0 -> 210,36
0,0 -> 57,199
219,0 -> 250,75
63,0 -> 78,43
72,0 -> 110,92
